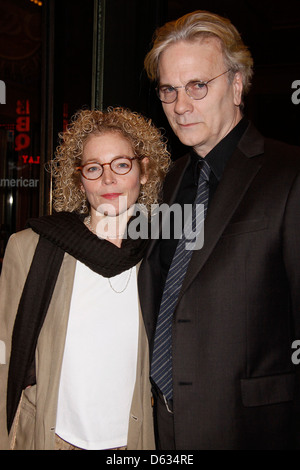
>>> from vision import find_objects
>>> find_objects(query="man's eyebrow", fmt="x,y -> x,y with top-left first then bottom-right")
158,81 -> 173,87
159,78 -> 207,87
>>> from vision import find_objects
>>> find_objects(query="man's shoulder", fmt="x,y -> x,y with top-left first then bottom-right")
240,122 -> 300,169
162,153 -> 190,204
168,153 -> 190,172
163,152 -> 191,185
259,136 -> 300,176
264,136 -> 300,159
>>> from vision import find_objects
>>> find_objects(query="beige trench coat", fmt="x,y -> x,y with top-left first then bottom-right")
0,228 -> 155,450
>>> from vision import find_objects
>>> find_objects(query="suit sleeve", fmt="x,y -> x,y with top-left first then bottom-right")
282,170 -> 300,446
282,170 -> 300,333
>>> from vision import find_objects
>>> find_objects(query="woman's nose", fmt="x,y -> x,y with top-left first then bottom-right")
101,165 -> 116,184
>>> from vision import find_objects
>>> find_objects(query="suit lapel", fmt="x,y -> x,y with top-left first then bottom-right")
178,124 -> 264,301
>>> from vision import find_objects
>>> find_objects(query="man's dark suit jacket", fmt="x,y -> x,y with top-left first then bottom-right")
138,123 -> 300,449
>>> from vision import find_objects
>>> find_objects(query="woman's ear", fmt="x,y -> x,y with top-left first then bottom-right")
140,157 -> 149,185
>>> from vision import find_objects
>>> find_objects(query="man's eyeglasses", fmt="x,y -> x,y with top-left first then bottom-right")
76,156 -> 140,180
156,69 -> 231,104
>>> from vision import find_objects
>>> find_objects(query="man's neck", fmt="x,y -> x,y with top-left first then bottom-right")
193,112 -> 243,158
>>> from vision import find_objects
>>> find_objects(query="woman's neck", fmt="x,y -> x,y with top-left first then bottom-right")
85,208 -> 134,247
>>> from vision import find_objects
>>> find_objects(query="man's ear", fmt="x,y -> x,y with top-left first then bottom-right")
233,71 -> 243,107
140,157 -> 149,185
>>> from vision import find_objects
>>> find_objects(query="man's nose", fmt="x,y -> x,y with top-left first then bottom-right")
173,88 -> 194,114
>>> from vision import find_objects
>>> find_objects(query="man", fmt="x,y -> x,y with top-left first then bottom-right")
138,10 -> 300,449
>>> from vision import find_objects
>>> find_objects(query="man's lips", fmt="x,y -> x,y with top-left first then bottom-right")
177,122 -> 199,128
101,193 -> 122,200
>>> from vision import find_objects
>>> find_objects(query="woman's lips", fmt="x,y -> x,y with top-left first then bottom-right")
101,193 -> 122,200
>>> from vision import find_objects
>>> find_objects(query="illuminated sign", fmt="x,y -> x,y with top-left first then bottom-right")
15,99 -> 40,164
63,103 -> 68,131
15,99 -> 30,151
21,155 -> 40,164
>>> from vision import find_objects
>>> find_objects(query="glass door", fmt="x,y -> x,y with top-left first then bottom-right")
0,0 -> 99,269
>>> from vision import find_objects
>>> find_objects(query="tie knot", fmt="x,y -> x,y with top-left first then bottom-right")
199,160 -> 210,182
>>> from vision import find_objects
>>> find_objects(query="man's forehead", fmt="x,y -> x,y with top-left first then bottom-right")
163,35 -> 222,54
158,37 -> 224,81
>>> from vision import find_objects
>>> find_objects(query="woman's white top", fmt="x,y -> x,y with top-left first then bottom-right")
55,260 -> 139,450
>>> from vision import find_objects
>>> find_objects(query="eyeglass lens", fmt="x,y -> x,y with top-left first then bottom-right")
158,82 -> 207,103
82,157 -> 133,179
157,70 -> 231,103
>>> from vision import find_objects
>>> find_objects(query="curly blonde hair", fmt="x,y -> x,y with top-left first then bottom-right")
50,107 -> 171,215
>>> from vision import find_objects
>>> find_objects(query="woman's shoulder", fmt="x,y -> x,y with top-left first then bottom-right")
9,227 -> 39,246
0,229 -> 40,286
6,228 -> 39,264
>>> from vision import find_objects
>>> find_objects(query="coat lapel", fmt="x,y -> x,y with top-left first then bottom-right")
178,124 -> 265,301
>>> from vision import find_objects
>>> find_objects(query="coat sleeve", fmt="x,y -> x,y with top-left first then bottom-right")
0,230 -> 38,449
282,170 -> 300,447
282,170 -> 300,337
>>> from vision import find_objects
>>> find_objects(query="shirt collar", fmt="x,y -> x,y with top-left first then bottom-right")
190,117 -> 249,182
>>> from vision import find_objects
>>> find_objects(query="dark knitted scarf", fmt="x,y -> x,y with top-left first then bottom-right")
28,211 -> 149,277
7,211 -> 148,432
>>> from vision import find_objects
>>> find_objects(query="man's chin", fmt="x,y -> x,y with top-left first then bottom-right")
174,130 -> 204,149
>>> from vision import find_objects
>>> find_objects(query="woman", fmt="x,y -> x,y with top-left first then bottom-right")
0,107 -> 170,450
